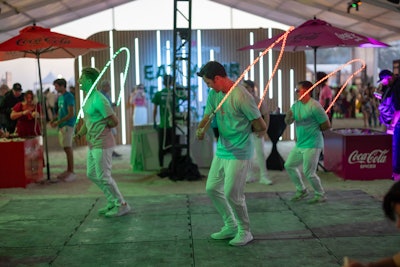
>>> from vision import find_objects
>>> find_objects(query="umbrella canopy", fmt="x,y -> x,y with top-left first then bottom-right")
238,18 -> 390,80
0,24 -> 108,181
239,18 -> 389,52
0,25 -> 107,58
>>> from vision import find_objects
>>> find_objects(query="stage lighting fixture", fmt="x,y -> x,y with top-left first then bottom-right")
347,0 -> 362,13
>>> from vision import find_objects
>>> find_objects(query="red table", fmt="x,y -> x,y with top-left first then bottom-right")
324,128 -> 392,180
0,137 -> 43,188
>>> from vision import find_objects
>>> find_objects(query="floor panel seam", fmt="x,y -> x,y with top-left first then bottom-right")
48,197 -> 99,265
187,194 -> 195,267
279,195 -> 342,265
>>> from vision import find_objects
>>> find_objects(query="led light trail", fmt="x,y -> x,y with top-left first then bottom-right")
201,26 -> 295,129
298,58 -> 366,114
76,47 -> 130,124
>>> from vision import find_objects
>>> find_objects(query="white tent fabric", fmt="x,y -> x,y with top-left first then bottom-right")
0,0 -> 398,43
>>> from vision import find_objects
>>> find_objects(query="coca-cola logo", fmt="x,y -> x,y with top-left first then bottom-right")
348,149 -> 389,164
16,37 -> 71,46
335,32 -> 363,42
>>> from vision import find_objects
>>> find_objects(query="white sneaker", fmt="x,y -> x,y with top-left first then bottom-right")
63,173 -> 76,182
307,195 -> 327,204
259,177 -> 273,185
98,203 -> 115,215
56,171 -> 68,180
105,202 -> 131,217
246,177 -> 257,183
229,231 -> 254,246
290,190 -> 309,201
211,226 -> 237,240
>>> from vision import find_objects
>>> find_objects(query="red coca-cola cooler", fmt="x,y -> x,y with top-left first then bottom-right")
0,136 -> 43,188
324,128 -> 392,180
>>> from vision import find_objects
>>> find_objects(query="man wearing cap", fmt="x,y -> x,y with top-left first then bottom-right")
377,69 -> 400,180
0,83 -> 24,133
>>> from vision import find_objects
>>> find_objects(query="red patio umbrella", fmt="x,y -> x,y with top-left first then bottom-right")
238,18 -> 390,80
0,24 -> 108,181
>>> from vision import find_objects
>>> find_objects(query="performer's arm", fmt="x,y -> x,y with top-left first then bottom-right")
196,114 -> 212,140
251,116 -> 267,137
285,109 -> 295,125
320,120 -> 331,131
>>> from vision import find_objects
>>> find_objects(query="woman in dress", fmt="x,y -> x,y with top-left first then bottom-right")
129,84 -> 148,126
10,90 -> 42,137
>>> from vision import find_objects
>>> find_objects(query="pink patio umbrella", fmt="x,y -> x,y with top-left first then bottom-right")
238,18 -> 390,80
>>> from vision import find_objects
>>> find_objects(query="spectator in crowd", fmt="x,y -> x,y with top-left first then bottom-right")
10,90 -> 42,137
152,74 -> 175,168
243,80 -> 273,185
0,84 -> 10,129
129,83 -> 148,127
0,83 -> 24,133
376,70 -> 400,181
317,72 -> 333,123
359,85 -> 373,128
348,84 -> 358,118
51,78 -> 76,182
366,84 -> 378,128
44,88 -> 58,122
69,85 -> 76,97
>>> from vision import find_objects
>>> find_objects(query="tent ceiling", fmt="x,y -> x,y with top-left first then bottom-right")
0,0 -> 136,42
211,0 -> 400,43
0,0 -> 398,43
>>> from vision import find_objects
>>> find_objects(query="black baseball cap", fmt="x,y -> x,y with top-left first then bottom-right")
12,83 -> 22,91
378,69 -> 393,82
243,80 -> 255,89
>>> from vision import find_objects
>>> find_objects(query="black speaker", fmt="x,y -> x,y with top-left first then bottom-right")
388,0 -> 400,4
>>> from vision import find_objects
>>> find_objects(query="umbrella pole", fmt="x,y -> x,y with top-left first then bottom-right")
313,47 -> 317,98
36,55 -> 51,180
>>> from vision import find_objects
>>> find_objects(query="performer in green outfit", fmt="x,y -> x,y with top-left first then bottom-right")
75,67 -> 130,217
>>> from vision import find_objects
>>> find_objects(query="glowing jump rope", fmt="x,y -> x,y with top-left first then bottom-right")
297,58 -> 366,114
197,24 -> 365,139
76,47 -> 130,125
197,26 -> 295,136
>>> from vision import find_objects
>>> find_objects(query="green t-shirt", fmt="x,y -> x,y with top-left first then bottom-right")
57,91 -> 76,127
82,90 -> 115,149
205,86 -> 261,160
291,98 -> 328,149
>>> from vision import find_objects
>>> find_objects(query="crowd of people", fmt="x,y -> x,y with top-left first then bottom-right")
328,81 -> 380,128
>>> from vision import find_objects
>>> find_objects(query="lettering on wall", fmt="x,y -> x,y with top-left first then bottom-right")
143,62 -> 240,100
